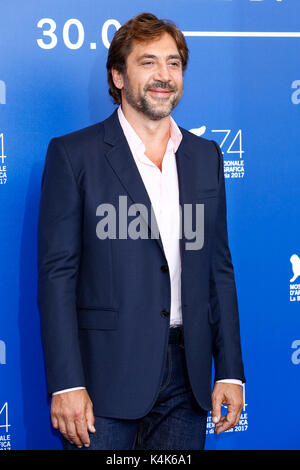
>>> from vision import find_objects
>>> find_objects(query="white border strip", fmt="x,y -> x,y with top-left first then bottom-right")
182,31 -> 300,38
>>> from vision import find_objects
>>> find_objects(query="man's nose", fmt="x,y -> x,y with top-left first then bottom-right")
153,63 -> 172,83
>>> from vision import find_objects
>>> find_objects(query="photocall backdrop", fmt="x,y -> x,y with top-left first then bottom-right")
0,0 -> 299,450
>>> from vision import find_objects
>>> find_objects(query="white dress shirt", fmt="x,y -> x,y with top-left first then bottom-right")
117,104 -> 183,328
53,106 -> 242,395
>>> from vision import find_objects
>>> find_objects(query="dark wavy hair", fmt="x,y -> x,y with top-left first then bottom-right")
106,12 -> 189,104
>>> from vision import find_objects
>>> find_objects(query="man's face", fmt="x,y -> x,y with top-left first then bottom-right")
115,32 -> 184,120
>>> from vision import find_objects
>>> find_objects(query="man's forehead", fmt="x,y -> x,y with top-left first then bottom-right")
129,33 -> 179,57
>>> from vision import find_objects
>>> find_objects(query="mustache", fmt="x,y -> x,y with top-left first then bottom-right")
145,81 -> 177,92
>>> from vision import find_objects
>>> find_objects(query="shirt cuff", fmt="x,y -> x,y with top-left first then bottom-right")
52,387 -> 86,396
216,379 -> 243,386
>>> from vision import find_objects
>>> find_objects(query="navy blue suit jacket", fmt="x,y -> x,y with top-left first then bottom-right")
37,109 -> 245,419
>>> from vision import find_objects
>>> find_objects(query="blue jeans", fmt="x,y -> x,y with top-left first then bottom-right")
63,326 -> 208,450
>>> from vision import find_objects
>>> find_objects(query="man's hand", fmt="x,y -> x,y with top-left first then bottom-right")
211,382 -> 243,434
51,389 -> 96,448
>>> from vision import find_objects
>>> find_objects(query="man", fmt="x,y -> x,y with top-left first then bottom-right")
38,12 -> 245,450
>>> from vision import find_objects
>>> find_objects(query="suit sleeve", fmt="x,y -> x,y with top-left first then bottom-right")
209,140 -> 246,383
37,137 -> 86,395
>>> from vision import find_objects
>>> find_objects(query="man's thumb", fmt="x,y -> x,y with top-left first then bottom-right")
212,400 -> 221,424
86,405 -> 96,433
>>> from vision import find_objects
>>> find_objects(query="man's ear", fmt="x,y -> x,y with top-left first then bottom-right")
111,68 -> 124,90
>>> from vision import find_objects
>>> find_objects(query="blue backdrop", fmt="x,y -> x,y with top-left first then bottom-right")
0,0 -> 299,450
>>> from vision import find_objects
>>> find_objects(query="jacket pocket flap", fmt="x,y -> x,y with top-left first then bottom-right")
197,188 -> 217,199
77,308 -> 119,330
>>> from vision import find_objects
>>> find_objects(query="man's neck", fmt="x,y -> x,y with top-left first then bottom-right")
120,101 -> 171,150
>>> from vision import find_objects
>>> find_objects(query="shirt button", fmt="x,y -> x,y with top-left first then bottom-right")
161,309 -> 170,318
160,265 -> 169,273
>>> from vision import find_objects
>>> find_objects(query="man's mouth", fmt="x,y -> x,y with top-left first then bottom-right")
147,89 -> 173,97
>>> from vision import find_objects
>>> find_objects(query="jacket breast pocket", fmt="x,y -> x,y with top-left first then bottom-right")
77,307 -> 119,330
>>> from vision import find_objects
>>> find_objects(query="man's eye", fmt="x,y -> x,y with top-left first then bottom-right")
142,62 -> 153,66
169,62 -> 180,67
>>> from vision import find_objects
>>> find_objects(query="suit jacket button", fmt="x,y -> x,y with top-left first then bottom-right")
160,265 -> 169,273
161,309 -> 170,318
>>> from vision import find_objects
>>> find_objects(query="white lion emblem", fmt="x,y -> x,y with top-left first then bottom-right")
290,254 -> 300,282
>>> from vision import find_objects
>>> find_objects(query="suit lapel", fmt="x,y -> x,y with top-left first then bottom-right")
103,110 -> 165,256
175,134 -> 196,263
102,110 -> 196,262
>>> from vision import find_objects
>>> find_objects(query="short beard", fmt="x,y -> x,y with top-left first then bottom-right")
122,72 -> 182,121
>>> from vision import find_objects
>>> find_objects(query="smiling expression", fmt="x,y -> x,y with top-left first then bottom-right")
113,32 -> 184,120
